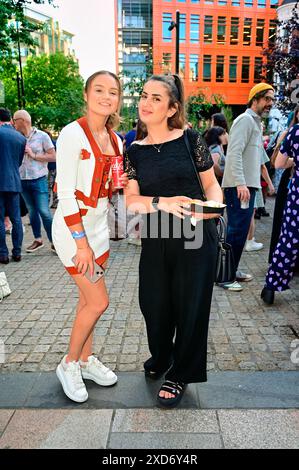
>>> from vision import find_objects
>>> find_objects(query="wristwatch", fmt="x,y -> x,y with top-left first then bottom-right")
151,196 -> 160,211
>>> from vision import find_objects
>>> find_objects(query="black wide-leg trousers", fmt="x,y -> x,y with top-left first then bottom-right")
139,219 -> 218,384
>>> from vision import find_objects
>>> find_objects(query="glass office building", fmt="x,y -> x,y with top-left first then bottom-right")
116,0 -> 153,102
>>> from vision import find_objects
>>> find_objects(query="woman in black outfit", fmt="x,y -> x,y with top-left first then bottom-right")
124,75 -> 222,408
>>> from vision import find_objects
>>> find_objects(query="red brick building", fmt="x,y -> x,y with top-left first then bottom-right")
153,0 -> 280,105
115,0 -> 281,107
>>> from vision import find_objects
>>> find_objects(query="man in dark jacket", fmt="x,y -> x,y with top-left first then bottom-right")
0,108 -> 26,263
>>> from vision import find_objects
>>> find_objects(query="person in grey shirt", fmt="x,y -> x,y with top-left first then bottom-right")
221,83 -> 275,291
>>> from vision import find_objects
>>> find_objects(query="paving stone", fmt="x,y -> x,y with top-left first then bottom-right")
112,409 -> 219,433
109,433 -> 223,449
218,410 -> 299,449
0,201 -> 298,373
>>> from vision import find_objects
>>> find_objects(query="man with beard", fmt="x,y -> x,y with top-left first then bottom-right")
220,83 -> 275,291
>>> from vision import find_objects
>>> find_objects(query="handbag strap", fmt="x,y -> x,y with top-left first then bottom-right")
183,130 -> 207,201
217,216 -> 226,243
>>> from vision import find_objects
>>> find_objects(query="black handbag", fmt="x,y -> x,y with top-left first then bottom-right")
215,216 -> 236,284
183,131 -> 235,283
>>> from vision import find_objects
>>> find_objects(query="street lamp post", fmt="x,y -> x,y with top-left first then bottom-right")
16,71 -> 22,109
168,10 -> 180,75
16,19 -> 25,108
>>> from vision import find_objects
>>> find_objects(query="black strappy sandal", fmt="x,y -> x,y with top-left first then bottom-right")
157,380 -> 186,408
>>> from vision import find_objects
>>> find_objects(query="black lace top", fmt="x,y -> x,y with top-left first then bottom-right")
124,129 -> 213,200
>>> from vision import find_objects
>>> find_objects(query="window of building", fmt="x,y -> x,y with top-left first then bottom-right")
218,0 -> 227,4
254,57 -> 263,82
216,56 -> 224,82
190,54 -> 199,81
244,0 -> 253,6
162,53 -> 172,73
204,16 -> 213,43
123,30 -> 152,47
243,18 -> 252,46
217,17 -> 226,44
241,57 -> 250,82
123,52 -> 147,63
203,55 -> 212,82
121,0 -> 152,29
191,0 -> 200,3
180,13 -> 186,43
256,19 -> 265,47
178,0 -> 186,2
123,64 -> 147,79
205,0 -> 213,4
163,13 -> 172,42
258,0 -> 266,7
270,0 -> 279,8
269,19 -> 277,46
230,18 -> 239,45
179,53 -> 186,78
190,14 -> 200,43
229,56 -> 238,82
231,0 -> 240,5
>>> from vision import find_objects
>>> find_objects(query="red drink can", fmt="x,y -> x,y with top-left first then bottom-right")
111,156 -> 124,189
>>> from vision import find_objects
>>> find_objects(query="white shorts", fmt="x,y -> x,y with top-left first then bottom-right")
52,198 -> 110,275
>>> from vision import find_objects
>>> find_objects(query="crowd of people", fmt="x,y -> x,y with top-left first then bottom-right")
0,71 -> 298,408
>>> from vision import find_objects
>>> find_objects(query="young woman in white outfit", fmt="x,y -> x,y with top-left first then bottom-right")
52,71 -> 127,403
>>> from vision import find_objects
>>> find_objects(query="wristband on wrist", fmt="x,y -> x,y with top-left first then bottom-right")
71,230 -> 86,240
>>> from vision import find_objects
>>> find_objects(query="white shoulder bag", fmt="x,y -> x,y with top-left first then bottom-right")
0,272 -> 11,302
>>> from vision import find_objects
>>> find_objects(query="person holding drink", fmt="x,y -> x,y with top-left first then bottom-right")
52,71 -> 127,403
124,74 -> 222,408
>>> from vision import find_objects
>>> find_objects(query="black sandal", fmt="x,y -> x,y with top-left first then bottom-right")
157,380 -> 186,408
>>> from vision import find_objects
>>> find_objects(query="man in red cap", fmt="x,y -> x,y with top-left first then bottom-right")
221,83 -> 275,291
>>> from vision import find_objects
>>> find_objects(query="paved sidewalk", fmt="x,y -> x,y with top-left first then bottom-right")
1,408 -> 298,449
0,198 -> 298,374
0,199 -> 298,449
0,371 -> 298,449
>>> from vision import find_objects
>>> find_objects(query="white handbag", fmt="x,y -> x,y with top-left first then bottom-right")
0,272 -> 11,302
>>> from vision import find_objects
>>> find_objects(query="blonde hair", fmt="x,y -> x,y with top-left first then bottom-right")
85,71 -> 122,129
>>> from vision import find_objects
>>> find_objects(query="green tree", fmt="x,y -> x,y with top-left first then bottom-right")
23,52 -> 85,130
186,91 -> 226,130
0,0 -> 54,56
262,3 -> 299,113
0,55 -> 19,110
0,0 -> 55,107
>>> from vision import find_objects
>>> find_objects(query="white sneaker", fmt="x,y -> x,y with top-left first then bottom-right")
236,271 -> 253,282
245,238 -> 264,252
56,355 -> 88,403
218,280 -> 243,292
80,355 -> 118,386
127,237 -> 142,246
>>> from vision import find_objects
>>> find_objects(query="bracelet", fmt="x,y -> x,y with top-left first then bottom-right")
71,230 -> 86,240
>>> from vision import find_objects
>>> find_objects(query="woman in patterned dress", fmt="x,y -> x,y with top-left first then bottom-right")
261,123 -> 299,304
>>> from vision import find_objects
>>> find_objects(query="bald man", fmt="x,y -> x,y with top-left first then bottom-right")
13,110 -> 56,253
